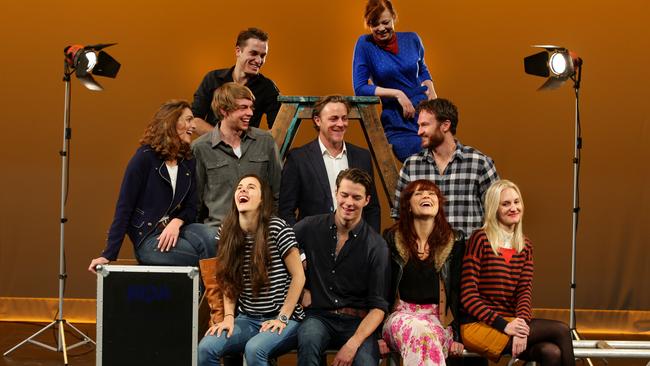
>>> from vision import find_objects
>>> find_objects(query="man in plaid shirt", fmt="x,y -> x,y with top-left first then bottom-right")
392,98 -> 499,237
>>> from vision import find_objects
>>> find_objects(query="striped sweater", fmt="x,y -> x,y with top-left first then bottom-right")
217,217 -> 305,320
460,229 -> 533,332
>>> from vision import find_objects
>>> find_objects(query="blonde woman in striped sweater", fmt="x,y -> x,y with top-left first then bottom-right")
460,180 -> 574,366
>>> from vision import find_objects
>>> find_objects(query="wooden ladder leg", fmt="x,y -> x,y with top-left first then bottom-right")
271,103 -> 300,159
357,104 -> 401,208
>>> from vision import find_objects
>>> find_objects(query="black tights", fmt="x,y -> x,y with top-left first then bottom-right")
504,318 -> 575,366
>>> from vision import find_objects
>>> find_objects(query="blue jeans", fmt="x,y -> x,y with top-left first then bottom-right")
198,314 -> 300,366
297,310 -> 379,366
135,223 -> 217,266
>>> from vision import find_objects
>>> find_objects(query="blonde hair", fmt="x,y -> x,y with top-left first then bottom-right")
211,82 -> 255,118
482,179 -> 525,255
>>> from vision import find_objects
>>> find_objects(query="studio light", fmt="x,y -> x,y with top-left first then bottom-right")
64,43 -> 121,91
524,44 -> 589,363
4,42 -> 120,362
524,45 -> 581,90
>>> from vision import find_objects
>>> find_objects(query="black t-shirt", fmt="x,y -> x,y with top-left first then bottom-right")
191,66 -> 281,129
399,258 -> 439,304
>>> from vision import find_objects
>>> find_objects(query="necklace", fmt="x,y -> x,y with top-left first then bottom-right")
500,231 -> 514,249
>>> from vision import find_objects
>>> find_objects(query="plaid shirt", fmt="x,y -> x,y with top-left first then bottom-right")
392,141 -> 499,236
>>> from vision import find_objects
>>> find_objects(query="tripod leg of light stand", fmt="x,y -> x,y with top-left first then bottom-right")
4,318 -> 96,358
3,320 -> 59,355
59,320 -> 69,365
65,320 -> 96,350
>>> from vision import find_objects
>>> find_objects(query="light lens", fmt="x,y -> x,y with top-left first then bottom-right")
549,52 -> 568,75
83,51 -> 97,72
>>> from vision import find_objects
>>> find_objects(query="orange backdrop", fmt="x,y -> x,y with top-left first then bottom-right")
0,0 -> 648,318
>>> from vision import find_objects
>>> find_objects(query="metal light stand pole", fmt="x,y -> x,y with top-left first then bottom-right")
4,61 -> 95,365
567,60 -> 593,366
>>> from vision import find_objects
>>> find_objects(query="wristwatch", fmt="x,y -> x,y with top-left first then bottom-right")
277,314 -> 289,325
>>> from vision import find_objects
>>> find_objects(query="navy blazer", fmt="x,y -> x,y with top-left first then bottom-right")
102,145 -> 198,260
279,139 -> 381,232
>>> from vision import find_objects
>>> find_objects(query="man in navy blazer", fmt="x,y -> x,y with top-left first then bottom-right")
279,95 -> 381,232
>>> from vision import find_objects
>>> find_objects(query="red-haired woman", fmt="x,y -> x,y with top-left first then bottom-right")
89,100 -> 215,272
461,180 -> 574,365
353,0 -> 438,161
383,179 -> 464,365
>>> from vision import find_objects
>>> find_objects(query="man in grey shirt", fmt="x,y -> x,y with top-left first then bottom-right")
192,82 -> 282,228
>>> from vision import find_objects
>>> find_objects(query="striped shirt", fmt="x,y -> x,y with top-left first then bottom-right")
216,217 -> 304,320
460,230 -> 533,332
392,141 -> 499,237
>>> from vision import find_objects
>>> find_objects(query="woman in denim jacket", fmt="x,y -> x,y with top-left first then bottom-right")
89,100 -> 215,272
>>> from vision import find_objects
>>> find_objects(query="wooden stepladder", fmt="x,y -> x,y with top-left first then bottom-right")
271,96 -> 400,207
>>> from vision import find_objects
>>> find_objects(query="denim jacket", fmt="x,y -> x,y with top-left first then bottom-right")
102,145 -> 197,260
384,229 -> 465,340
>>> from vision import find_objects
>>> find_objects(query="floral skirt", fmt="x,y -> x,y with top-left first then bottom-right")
382,300 -> 454,366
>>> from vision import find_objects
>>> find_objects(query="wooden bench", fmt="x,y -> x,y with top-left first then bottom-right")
236,340 -> 650,366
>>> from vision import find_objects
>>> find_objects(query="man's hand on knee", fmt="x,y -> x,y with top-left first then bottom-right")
332,338 -> 361,366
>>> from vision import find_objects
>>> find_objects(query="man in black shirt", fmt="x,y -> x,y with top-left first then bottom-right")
191,27 -> 281,135
294,168 -> 390,366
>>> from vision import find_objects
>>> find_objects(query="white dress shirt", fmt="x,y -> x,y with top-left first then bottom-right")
318,137 -> 349,206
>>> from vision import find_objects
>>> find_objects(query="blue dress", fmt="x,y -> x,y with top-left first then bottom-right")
352,32 -> 432,161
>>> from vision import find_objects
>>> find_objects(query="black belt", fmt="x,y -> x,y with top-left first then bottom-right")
329,307 -> 368,318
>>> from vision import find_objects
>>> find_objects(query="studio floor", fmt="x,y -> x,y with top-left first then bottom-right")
1,321 -> 648,366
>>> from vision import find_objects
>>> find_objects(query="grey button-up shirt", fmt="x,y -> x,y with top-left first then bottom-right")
192,126 -> 282,227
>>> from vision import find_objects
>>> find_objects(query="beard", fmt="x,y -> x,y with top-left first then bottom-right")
422,131 -> 444,149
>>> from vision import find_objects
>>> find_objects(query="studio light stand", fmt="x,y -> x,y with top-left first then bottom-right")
524,45 -> 591,365
569,58 -> 583,341
4,44 -> 120,365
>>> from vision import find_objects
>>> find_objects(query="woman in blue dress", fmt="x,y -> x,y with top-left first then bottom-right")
353,0 -> 438,162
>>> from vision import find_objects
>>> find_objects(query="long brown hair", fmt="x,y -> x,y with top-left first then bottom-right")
216,174 -> 274,299
140,99 -> 192,160
389,179 -> 453,262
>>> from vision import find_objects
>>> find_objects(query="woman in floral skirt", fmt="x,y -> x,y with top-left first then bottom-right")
382,179 -> 464,365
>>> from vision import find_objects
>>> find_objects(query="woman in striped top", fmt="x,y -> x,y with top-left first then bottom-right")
460,180 -> 574,365
197,174 -> 305,366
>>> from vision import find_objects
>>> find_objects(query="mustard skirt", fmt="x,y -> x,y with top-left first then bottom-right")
460,318 -> 513,362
